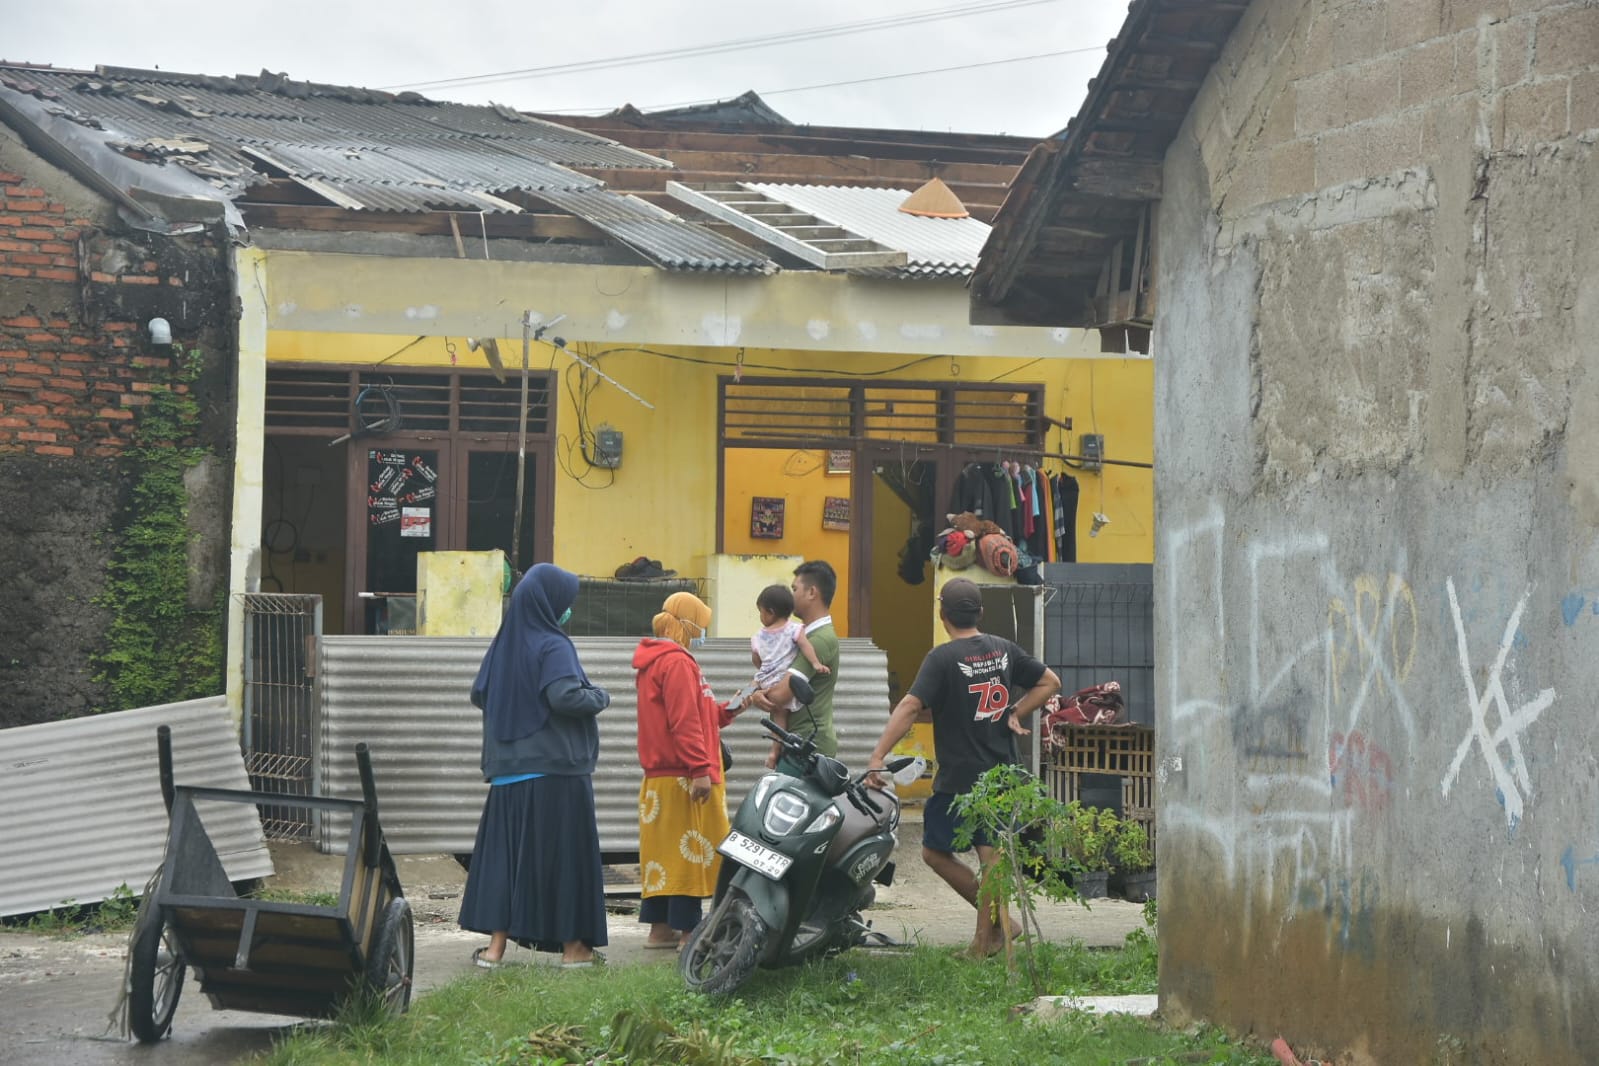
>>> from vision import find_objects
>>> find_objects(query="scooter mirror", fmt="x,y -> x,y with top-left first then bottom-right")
887,755 -> 925,787
789,675 -> 816,707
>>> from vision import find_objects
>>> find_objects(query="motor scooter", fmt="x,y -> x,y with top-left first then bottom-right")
680,676 -> 920,995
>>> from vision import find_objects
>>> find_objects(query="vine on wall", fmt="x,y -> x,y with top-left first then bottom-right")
94,345 -> 224,710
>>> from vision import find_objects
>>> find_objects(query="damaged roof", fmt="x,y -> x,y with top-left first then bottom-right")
969,0 -> 1248,333
0,64 -> 1036,280
0,63 -> 775,273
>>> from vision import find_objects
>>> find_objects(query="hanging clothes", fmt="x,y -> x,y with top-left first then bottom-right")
952,463 -> 995,521
1019,470 -> 1036,541
985,463 -> 1016,539
1055,473 -> 1079,562
1041,473 -> 1056,562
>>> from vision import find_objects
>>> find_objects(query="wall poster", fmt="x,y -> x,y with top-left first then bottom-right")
822,496 -> 851,532
750,496 -> 786,540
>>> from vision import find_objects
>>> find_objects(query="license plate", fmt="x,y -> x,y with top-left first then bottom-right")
718,831 -> 793,880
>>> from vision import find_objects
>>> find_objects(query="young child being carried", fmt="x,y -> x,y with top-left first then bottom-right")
744,584 -> 829,711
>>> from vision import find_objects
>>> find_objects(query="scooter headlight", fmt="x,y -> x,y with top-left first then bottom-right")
752,773 -> 782,808
803,806 -> 842,834
763,790 -> 811,836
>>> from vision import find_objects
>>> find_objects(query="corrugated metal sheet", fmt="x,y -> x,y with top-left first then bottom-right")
317,636 -> 889,855
0,697 -> 274,918
2,66 -> 670,217
745,182 -> 991,277
533,188 -> 777,274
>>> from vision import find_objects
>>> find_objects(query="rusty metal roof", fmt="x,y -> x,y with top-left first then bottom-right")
0,64 -> 666,213
0,63 -> 784,272
970,0 -> 1248,330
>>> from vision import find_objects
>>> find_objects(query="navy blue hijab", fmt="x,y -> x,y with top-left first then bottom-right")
471,563 -> 588,743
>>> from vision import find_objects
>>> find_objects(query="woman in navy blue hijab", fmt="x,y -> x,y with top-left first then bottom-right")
459,563 -> 611,968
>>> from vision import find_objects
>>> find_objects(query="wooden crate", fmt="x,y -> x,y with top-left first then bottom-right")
1044,725 -> 1156,848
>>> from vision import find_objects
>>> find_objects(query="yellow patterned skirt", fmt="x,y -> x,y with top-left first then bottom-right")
637,777 -> 730,899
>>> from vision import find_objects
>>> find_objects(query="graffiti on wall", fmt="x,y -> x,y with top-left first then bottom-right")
1440,578 -> 1556,829
1329,730 -> 1394,812
1162,502 -> 1561,954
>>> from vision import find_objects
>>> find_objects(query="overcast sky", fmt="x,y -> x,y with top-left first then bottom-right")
5,0 -> 1124,138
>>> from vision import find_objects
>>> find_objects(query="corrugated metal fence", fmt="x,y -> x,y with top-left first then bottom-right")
0,697 -> 274,918
316,636 -> 891,855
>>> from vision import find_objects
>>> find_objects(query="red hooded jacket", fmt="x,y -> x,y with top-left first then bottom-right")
632,638 -> 737,783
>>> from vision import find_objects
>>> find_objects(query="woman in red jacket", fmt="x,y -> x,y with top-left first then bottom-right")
632,591 -> 740,948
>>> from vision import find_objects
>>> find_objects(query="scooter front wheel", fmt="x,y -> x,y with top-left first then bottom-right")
680,888 -> 766,996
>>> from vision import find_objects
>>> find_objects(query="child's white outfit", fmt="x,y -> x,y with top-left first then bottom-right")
751,619 -> 804,712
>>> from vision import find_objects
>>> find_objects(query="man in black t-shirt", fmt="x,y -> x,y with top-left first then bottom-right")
866,578 -> 1060,957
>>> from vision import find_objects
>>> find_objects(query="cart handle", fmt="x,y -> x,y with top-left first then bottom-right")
356,743 -> 381,867
157,725 -> 175,814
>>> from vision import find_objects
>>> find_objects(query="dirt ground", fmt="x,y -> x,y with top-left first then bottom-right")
0,815 -> 1148,1066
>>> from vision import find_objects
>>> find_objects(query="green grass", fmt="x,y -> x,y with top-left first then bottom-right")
0,884 -> 142,937
244,887 -> 342,908
260,936 -> 1271,1066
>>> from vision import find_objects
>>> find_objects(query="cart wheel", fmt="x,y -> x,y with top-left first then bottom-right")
365,897 -> 414,1015
127,905 -> 185,1043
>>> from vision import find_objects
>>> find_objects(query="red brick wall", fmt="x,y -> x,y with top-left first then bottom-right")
0,169 -> 198,458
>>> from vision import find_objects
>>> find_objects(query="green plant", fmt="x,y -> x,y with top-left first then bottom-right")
95,883 -> 140,928
1062,801 -> 1119,872
245,887 -> 341,908
950,763 -> 1084,994
93,343 -> 224,711
23,898 -> 84,936
258,943 -> 1276,1066
1113,818 -> 1154,873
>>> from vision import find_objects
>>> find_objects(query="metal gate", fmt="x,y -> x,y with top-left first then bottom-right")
239,593 -> 322,840
1040,563 -> 1155,819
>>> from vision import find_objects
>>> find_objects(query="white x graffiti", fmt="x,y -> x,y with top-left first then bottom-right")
1440,578 -> 1556,827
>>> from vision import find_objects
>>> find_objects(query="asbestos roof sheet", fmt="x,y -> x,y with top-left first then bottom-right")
0,697 -> 274,917
0,65 -> 670,214
744,182 -> 991,277
534,187 -> 775,274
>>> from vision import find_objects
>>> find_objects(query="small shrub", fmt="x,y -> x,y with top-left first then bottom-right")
1113,819 -> 1153,873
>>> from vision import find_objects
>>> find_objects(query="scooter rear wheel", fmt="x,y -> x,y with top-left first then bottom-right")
680,888 -> 766,996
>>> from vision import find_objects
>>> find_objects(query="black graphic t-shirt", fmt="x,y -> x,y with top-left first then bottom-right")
907,633 -> 1048,794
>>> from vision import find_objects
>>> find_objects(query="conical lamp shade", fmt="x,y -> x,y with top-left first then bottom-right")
898,177 -> 969,219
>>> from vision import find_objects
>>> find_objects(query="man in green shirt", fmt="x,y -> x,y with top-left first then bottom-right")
754,560 -> 839,773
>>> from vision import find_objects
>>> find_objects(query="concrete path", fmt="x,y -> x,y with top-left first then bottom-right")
0,823 -> 1148,1066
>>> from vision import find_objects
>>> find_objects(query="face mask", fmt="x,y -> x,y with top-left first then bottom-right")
689,635 -> 706,650
558,607 -> 572,627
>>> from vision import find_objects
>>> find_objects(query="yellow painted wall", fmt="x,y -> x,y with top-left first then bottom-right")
721,448 -> 852,634
417,550 -> 506,636
705,553 -> 804,640
867,483 -> 932,704
1053,358 -> 1155,563
261,333 -> 1156,613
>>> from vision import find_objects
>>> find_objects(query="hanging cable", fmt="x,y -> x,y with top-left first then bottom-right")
382,0 -> 1064,91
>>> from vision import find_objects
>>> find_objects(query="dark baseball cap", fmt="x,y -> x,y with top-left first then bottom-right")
938,579 -> 983,620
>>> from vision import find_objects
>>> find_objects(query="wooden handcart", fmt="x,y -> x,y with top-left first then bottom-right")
127,726 -> 413,1043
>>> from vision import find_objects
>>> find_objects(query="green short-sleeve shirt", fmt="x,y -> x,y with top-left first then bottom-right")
787,618 -> 840,757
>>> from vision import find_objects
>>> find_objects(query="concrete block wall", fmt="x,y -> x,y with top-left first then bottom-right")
1153,0 -> 1599,1061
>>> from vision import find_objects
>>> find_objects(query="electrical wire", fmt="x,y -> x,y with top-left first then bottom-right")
586,345 -> 946,378
556,343 -> 620,489
594,47 -> 1105,113
382,0 -> 1062,92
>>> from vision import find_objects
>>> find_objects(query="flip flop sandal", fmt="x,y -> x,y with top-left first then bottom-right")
560,951 -> 606,969
642,939 -> 681,950
472,947 -> 506,969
